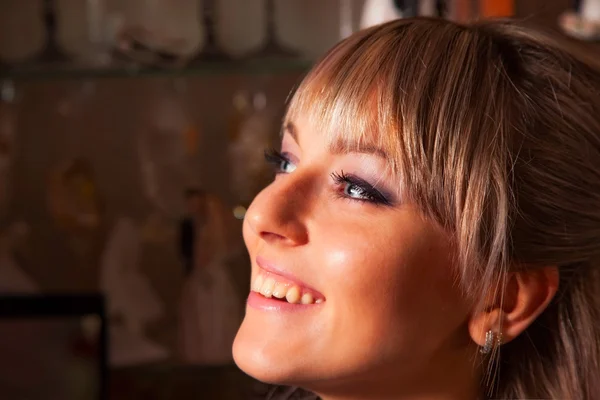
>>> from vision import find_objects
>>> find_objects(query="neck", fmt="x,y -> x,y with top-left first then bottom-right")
313,346 -> 481,400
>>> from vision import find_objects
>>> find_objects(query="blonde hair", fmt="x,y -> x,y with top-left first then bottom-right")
285,18 -> 600,399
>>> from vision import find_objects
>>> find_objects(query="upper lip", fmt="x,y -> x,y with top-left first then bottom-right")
255,255 -> 325,300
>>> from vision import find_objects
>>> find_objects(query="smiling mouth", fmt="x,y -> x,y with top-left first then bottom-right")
251,273 -> 324,305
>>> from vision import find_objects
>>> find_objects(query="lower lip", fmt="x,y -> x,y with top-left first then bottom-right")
246,291 -> 322,312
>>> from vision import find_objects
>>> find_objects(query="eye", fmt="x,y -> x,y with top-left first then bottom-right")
344,183 -> 370,199
264,149 -> 297,174
331,171 -> 391,206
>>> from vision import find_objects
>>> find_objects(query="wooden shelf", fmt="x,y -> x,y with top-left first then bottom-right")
0,58 -> 312,82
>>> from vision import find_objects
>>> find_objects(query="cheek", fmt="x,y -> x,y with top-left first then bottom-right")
319,227 -> 464,359
321,228 -> 432,299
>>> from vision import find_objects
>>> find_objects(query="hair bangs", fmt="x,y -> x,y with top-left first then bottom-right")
284,24 -> 406,177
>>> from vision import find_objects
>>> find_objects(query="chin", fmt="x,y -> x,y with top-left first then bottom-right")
233,320 -> 309,386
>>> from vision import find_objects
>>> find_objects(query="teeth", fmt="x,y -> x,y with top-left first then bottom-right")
301,293 -> 314,305
260,277 -> 276,298
272,282 -> 288,299
251,275 -> 264,292
252,273 -> 323,305
285,286 -> 301,304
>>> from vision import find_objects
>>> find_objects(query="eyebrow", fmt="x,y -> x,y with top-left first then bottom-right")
282,121 -> 388,159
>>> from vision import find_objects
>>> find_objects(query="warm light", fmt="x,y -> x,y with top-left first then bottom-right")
233,205 -> 247,220
480,0 -> 514,18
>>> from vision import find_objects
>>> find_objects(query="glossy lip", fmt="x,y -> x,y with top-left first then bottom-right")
255,256 -> 326,300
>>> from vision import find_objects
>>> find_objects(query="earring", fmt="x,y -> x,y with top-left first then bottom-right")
480,330 -> 503,355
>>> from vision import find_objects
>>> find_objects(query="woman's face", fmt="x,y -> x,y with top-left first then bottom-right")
233,116 -> 475,396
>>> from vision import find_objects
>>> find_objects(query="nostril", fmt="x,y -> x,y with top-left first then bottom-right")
259,231 -> 287,242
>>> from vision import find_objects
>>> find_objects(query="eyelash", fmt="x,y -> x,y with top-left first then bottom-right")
263,149 -> 391,206
330,171 -> 391,205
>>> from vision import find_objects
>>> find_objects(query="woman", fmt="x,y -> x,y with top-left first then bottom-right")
233,18 -> 600,399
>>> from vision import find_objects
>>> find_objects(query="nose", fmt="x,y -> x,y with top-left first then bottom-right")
244,174 -> 311,246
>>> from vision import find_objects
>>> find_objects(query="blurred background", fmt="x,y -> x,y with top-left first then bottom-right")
0,0 -> 597,399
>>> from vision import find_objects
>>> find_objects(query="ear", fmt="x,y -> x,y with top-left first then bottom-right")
468,266 -> 559,347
